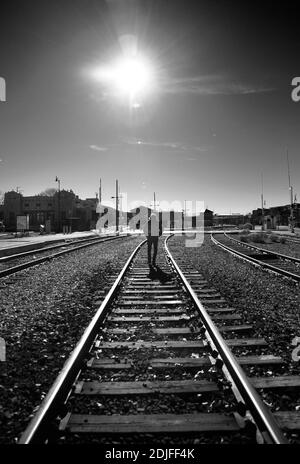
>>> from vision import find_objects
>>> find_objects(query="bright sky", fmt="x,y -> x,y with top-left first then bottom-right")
0,0 -> 300,214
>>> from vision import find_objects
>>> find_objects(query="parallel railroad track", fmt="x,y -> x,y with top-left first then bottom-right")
19,236 -> 300,444
211,233 -> 300,283
278,235 -> 300,245
0,234 -> 129,279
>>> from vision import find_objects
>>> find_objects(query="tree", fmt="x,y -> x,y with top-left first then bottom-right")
0,190 -> 4,205
38,188 -> 57,197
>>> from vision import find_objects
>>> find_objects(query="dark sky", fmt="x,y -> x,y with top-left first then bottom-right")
0,0 -> 300,213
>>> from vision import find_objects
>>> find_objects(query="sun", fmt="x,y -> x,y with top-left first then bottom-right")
112,57 -> 153,97
90,54 -> 155,106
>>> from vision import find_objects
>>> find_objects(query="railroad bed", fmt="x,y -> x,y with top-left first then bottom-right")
279,235 -> 300,245
0,234 -> 128,278
19,236 -> 300,444
212,233 -> 300,282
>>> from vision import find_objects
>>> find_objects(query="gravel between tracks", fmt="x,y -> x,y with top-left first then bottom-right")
169,236 -> 300,371
228,234 -> 300,259
0,235 -> 143,444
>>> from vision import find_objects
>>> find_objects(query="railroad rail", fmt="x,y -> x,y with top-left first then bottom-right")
211,233 -> 300,283
19,235 -> 300,444
0,234 -> 105,262
278,235 -> 300,245
0,234 -> 128,279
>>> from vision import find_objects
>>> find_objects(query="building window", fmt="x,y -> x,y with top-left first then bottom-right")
37,212 -> 44,223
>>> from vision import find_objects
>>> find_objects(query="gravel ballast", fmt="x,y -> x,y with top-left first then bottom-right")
229,234 -> 300,259
0,235 -> 143,444
169,236 -> 300,369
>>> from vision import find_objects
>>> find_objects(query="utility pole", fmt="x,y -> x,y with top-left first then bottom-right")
99,178 -> 102,204
111,179 -> 120,233
182,200 -> 187,231
151,192 -> 159,211
115,179 -> 119,232
261,173 -> 265,231
55,176 -> 61,233
287,150 -> 295,233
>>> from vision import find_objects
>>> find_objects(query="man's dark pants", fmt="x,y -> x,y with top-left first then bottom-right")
147,236 -> 159,265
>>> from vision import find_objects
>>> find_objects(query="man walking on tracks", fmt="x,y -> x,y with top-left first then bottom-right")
142,212 -> 163,268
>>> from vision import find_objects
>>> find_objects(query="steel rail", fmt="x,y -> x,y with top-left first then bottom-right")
165,234 -> 287,444
0,234 -> 106,262
224,233 -> 300,264
274,235 -> 300,244
211,234 -> 300,283
19,237 -> 146,444
0,235 -> 130,279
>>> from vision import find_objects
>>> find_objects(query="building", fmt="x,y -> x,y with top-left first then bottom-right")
3,190 -> 99,232
251,203 -> 300,229
3,191 -> 23,230
203,209 -> 213,227
213,213 -> 246,227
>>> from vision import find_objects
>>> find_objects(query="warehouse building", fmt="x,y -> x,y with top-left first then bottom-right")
3,190 -> 98,232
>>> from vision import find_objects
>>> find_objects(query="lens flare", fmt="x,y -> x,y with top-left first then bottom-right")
90,54 -> 155,107
112,57 -> 153,96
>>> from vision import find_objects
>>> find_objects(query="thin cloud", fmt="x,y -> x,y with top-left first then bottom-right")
89,145 -> 108,152
160,75 -> 275,96
124,138 -> 208,153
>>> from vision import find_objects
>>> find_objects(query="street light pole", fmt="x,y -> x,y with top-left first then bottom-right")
55,176 -> 61,233
111,179 -> 122,233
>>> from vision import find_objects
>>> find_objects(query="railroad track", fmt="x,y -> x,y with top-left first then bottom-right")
211,233 -> 300,283
0,234 -> 128,279
18,235 -> 300,444
278,235 -> 300,245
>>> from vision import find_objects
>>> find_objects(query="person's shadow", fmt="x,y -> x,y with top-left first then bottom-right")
148,265 -> 173,284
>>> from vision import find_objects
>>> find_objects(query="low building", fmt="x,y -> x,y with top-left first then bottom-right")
3,190 -> 99,232
213,213 -> 245,227
251,203 -> 300,229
